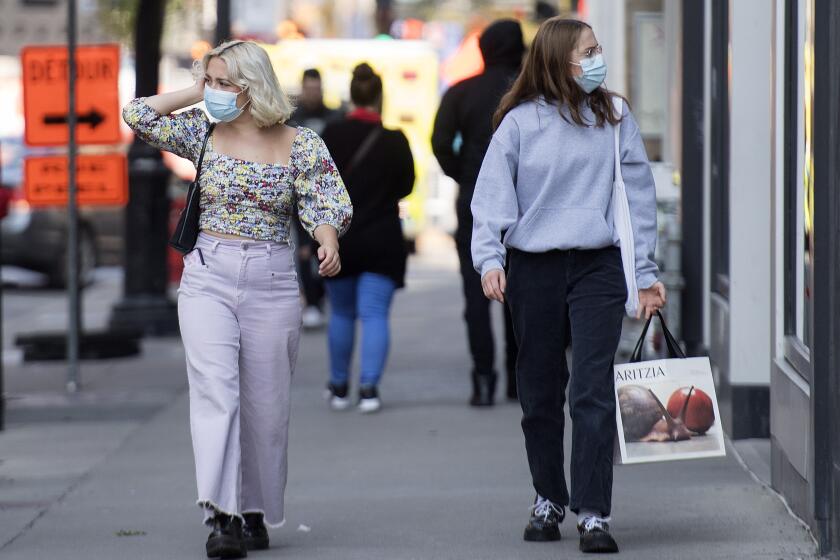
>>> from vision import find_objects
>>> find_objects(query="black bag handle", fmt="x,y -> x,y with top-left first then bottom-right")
195,122 -> 216,184
629,310 -> 686,363
167,122 -> 216,254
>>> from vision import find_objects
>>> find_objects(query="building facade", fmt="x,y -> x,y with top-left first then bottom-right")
590,0 -> 840,553
0,0 -> 109,56
767,0 -> 840,553
678,0 -> 840,553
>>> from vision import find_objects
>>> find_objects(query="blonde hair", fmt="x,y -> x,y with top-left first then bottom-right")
197,40 -> 293,127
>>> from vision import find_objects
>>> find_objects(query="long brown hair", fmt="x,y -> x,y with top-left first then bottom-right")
492,17 -> 623,130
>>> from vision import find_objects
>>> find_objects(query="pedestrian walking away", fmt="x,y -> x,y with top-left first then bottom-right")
289,68 -> 346,330
471,18 -> 666,554
321,63 -> 415,414
432,19 -> 524,407
290,68 -> 345,135
122,40 -> 352,559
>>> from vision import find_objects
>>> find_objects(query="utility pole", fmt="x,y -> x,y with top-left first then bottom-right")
67,0 -> 81,392
215,0 -> 231,45
680,0 -> 706,356
375,0 -> 394,37
0,156 -> 7,429
109,0 -> 176,335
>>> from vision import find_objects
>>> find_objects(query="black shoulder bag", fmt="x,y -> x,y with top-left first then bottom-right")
169,123 -> 216,254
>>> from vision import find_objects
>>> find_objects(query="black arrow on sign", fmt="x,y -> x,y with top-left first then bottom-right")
43,109 -> 106,129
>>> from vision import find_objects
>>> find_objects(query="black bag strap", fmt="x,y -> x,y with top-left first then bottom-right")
629,310 -> 686,363
195,123 -> 216,184
343,127 -> 382,177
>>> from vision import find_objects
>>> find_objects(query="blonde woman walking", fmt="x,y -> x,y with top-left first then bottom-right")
123,40 -> 352,558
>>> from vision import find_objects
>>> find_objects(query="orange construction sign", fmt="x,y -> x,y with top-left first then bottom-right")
24,154 -> 128,207
21,44 -> 121,147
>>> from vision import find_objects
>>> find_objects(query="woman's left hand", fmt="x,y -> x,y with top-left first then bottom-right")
313,224 -> 341,277
637,281 -> 667,320
318,243 -> 341,277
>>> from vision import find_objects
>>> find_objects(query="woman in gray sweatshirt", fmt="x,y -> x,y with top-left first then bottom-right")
470,17 -> 666,554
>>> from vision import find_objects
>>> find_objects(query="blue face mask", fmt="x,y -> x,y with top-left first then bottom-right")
204,85 -> 247,122
572,53 -> 607,94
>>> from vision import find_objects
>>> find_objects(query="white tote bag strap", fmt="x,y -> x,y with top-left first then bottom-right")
613,101 -> 623,183
611,97 -> 640,317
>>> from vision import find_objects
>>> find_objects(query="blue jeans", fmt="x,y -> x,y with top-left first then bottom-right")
325,273 -> 397,388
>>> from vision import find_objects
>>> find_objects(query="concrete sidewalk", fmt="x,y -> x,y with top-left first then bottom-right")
0,247 -> 818,559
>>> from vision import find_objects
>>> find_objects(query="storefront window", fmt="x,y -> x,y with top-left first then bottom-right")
800,0 -> 814,348
783,0 -> 814,379
630,9 -> 665,161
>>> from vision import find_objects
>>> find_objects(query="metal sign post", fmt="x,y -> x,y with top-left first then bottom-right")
17,41 -> 137,366
17,38 -> 136,369
66,0 -> 80,392
0,143 -> 6,430
0,209 -> 3,430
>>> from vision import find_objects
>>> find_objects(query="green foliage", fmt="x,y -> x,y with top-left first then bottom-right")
95,0 -> 190,45
96,0 -> 139,44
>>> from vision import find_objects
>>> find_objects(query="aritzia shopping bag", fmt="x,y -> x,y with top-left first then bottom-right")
613,312 -> 726,465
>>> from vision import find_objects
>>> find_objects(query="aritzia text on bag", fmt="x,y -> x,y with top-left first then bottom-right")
614,365 -> 666,382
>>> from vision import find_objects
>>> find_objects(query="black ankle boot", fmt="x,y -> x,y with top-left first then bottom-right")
206,513 -> 247,559
470,371 -> 497,407
242,512 -> 270,551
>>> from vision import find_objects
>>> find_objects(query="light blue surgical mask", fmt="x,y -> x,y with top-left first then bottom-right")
204,85 -> 248,122
571,53 -> 607,94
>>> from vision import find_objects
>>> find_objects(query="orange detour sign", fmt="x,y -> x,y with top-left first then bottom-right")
21,44 -> 121,147
24,154 -> 128,207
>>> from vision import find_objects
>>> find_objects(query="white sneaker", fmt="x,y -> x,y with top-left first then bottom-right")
331,396 -> 351,411
302,306 -> 325,329
358,397 -> 381,414
324,383 -> 350,410
358,386 -> 381,414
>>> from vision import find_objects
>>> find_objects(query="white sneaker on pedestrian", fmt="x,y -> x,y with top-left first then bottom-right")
302,306 -> 325,329
331,396 -> 351,411
325,383 -> 350,410
358,386 -> 381,414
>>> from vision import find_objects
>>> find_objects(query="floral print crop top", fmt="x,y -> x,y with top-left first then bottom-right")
122,98 -> 352,242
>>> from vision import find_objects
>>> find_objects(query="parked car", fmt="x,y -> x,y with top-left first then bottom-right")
0,136 -> 124,288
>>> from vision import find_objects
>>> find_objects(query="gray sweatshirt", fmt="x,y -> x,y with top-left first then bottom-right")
470,97 -> 659,289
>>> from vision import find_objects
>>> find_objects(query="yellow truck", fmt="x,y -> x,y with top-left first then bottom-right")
261,38 -> 441,245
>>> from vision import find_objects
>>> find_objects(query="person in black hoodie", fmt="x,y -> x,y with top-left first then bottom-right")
290,69 -> 345,330
321,63 -> 415,413
432,19 -> 525,406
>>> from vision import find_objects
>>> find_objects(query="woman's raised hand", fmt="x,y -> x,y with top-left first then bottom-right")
481,269 -> 507,303
191,76 -> 206,104
189,60 -> 207,102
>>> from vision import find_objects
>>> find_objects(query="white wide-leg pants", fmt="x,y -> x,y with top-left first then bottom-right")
177,232 -> 302,527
